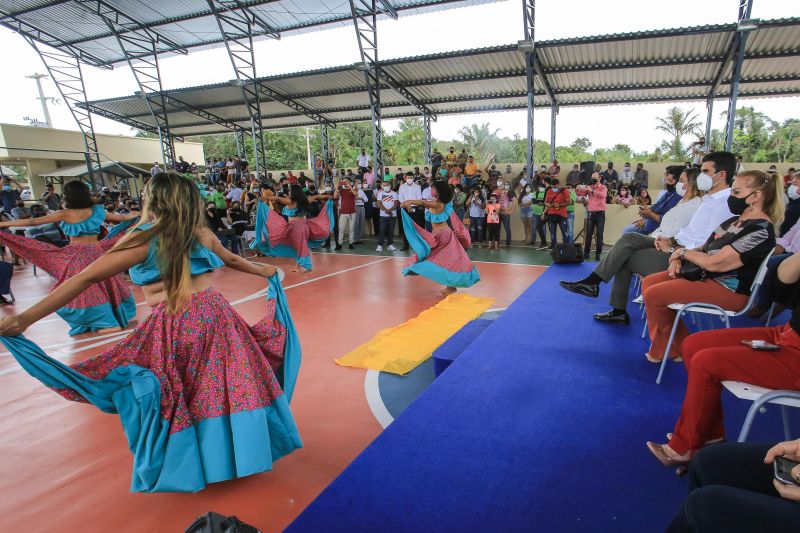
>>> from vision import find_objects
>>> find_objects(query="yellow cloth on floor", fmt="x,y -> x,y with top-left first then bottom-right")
335,294 -> 495,375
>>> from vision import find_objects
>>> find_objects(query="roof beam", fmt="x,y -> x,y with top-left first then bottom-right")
378,0 -> 399,19
532,51 -> 557,111
256,82 -> 336,126
162,95 -> 241,132
0,16 -> 110,68
708,34 -> 739,100
378,69 -> 437,120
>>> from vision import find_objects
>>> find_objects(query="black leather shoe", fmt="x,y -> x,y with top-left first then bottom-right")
559,280 -> 599,298
593,309 -> 630,325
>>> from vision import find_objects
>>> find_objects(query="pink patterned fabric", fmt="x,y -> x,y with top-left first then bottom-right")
406,213 -> 474,273
55,288 -> 287,434
265,205 -> 330,262
0,232 -> 131,309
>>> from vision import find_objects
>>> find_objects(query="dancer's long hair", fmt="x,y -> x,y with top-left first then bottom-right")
112,172 -> 204,313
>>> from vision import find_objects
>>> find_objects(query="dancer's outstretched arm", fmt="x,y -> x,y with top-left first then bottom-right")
105,212 -> 139,223
0,210 -> 67,228
0,241 -> 148,336
198,227 -> 278,278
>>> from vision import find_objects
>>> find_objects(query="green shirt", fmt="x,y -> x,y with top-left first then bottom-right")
532,189 -> 547,216
208,191 -> 227,209
566,190 -> 577,213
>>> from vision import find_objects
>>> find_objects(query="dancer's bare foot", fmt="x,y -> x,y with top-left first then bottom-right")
98,326 -> 122,334
299,268 -> 313,276
440,287 -> 457,297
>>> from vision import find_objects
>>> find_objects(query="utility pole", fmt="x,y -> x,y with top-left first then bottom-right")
26,73 -> 56,128
305,127 -> 312,171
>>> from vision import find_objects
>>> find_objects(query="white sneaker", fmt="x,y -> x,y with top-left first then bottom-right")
387,244 -> 397,251
376,245 -> 383,252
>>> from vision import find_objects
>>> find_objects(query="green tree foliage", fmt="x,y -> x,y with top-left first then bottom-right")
707,108 -> 800,163
655,107 -> 703,160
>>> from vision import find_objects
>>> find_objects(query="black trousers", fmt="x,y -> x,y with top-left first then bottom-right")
666,443 -> 800,533
584,211 -> 605,258
487,223 -> 501,241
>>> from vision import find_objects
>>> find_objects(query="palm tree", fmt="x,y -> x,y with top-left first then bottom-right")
458,123 -> 501,163
655,107 -> 703,161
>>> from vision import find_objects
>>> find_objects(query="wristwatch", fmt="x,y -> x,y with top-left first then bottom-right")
678,248 -> 688,259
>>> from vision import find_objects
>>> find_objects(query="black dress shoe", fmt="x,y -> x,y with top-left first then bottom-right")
559,280 -> 599,298
593,309 -> 630,325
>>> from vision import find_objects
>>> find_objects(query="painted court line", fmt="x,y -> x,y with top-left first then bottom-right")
0,328 -> 137,357
0,332 -> 130,377
312,250 -> 546,268
364,369 -> 394,429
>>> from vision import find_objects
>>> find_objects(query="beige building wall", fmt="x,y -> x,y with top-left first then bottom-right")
0,123 -> 204,196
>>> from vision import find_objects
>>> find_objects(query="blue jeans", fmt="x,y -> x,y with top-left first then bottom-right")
455,207 -> 466,222
566,212 -> 575,243
0,261 -> 12,295
469,216 -> 483,243
755,253 -> 790,309
531,214 -> 547,246
215,232 -> 240,254
500,214 -> 511,245
548,216 -> 569,247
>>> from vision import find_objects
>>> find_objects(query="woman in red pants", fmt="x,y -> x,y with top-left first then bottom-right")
647,251 -> 800,470
641,170 -> 781,362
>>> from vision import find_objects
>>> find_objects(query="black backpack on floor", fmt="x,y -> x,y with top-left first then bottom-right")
551,243 -> 584,264
185,512 -> 260,533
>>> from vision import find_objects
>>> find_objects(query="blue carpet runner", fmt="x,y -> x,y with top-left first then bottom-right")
432,318 -> 493,376
289,263 -> 793,532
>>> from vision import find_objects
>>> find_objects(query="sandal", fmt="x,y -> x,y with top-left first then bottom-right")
647,442 -> 691,473
645,353 -> 683,364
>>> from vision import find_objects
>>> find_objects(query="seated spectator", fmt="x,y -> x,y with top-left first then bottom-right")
647,251 -> 800,474
642,169 -> 780,362
227,201 -> 249,236
41,184 -> 62,212
10,201 -> 31,220
600,162 -> 618,191
636,188 -> 652,206
205,200 -> 240,254
662,440 -> 800,531
621,166 -> 683,234
633,163 -> 649,194
24,204 -> 68,247
782,170 -> 800,236
560,154 -> 732,324
612,186 -> 635,207
784,167 -> 797,187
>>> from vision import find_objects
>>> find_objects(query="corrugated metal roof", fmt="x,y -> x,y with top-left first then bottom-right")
38,160 -> 148,178
0,0 -> 496,67
80,17 -> 800,136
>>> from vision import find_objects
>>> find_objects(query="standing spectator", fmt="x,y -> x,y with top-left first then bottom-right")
149,162 -> 161,177
431,149 -> 443,177
691,136 -> 710,165
566,164 -> 581,187
498,181 -> 516,246
204,200 -> 240,254
357,149 -> 371,174
544,178 -> 570,248
619,162 -> 634,187
735,155 -> 746,175
565,184 -> 577,244
466,187 -> 485,247
783,167 -> 796,187
314,154 -> 324,186
583,172 -> 608,261
485,193 -> 501,250
362,180 -> 378,236
353,178 -> 368,244
633,163 -> 649,194
175,156 -> 190,174
457,148 -> 468,170
362,164 -> 375,188
453,184 -> 467,222
375,179 -> 399,252
464,156 -> 480,188
0,177 -> 22,214
519,184 -> 534,244
548,159 -> 561,179
41,184 -> 62,212
445,146 -> 457,168
334,177 -> 357,250
600,162 -> 618,191
531,181 -> 549,249
398,172 -> 423,251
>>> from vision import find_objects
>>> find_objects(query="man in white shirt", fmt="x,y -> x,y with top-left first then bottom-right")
421,176 -> 434,231
619,163 -> 635,186
226,183 -> 244,204
560,151 -> 737,324
375,180 -> 399,252
398,172 -> 423,250
357,149 -> 371,174
691,137 -> 710,166
150,162 -> 161,177
353,178 -> 369,244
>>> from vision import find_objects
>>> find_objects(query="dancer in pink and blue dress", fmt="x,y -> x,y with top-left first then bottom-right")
0,180 -> 137,335
400,180 -> 480,296
251,184 -> 333,274
0,172 -> 301,493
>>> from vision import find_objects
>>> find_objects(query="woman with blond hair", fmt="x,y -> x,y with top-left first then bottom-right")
0,172 -> 302,492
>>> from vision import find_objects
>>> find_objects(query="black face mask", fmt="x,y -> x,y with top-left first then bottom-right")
665,183 -> 676,193
727,191 -> 755,216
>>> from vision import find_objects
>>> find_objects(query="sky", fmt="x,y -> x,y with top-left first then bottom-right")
0,0 -> 797,154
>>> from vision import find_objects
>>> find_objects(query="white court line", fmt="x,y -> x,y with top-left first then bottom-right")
0,328 -> 137,357
34,301 -> 149,326
309,250 -> 545,268
0,332 -> 130,377
364,369 -> 394,429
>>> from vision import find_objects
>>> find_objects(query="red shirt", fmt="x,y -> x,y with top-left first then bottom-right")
338,188 -> 356,214
545,188 -> 569,218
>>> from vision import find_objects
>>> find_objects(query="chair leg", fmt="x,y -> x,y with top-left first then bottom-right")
657,309 -> 684,384
782,405 -> 792,440
765,302 -> 777,327
33,264 -> 37,276
641,318 -> 647,339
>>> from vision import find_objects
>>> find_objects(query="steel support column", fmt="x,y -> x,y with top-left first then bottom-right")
235,129 -> 246,158
550,105 -> 558,162
725,0 -> 755,151
320,124 -> 330,164
522,0 -> 536,180
206,0 -> 268,178
705,99 -> 714,144
423,113 -> 432,165
350,0 -> 383,177
24,37 -> 103,189
75,0 -> 178,167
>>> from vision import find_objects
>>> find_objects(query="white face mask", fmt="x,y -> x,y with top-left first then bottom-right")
383,185 -> 391,192
406,178 -> 414,184
789,184 -> 800,201
697,171 -> 720,192
676,182 -> 687,197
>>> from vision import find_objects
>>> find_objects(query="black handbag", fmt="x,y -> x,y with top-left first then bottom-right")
185,512 -> 260,533
679,260 -> 706,281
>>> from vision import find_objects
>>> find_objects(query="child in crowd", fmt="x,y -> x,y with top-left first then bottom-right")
614,186 -> 634,207
466,187 -> 485,248
636,188 -> 652,206
486,193 -> 501,250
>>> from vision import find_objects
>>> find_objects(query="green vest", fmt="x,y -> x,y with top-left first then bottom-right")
532,190 -> 547,216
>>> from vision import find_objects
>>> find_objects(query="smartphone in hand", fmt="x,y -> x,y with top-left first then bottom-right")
740,340 -> 780,351
774,456 -> 800,486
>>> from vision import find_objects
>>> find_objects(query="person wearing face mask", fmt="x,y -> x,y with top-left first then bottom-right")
530,179 -> 549,249
581,172 -> 608,260
619,162 -> 634,188
485,193 -> 502,250
0,177 -> 23,214
497,181 -> 517,246
375,179 -> 400,252
544,179 -> 570,249
466,187 -> 485,247
612,186 -> 634,207
620,167 -> 683,236
352,179 -> 369,244
452,184 -> 467,223
400,181 -> 479,295
780,171 -> 800,237
645,170 -> 780,470
519,184 -> 535,244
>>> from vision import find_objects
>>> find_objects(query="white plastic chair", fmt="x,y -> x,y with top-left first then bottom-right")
723,381 -> 800,442
656,249 -> 775,384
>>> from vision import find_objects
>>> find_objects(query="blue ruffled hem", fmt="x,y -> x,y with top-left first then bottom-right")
58,295 -> 137,336
402,261 -> 480,288
250,200 -> 334,270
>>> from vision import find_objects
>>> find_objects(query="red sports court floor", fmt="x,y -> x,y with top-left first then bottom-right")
0,252 -> 543,532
